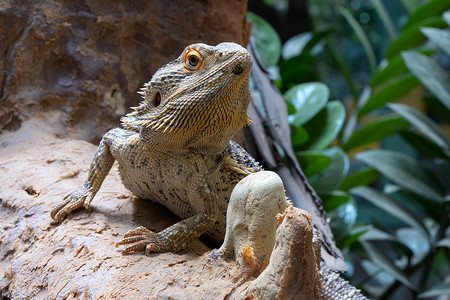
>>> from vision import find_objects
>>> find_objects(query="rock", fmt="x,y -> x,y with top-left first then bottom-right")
219,171 -> 287,272
244,206 -> 322,300
0,122 -> 322,298
0,0 -> 251,142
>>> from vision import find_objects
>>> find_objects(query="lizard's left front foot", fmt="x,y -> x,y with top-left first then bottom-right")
51,184 -> 95,222
116,226 -> 171,255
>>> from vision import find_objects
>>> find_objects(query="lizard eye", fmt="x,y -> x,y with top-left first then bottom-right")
189,55 -> 199,66
185,50 -> 202,71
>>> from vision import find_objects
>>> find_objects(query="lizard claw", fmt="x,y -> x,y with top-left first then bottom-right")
116,226 -> 169,255
51,184 -> 94,222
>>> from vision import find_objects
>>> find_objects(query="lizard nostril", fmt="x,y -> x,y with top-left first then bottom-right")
218,52 -> 223,58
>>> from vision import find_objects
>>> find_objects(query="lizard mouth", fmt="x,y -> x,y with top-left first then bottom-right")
232,64 -> 244,75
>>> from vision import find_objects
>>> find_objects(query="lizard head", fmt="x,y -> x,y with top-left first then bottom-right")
122,42 -> 253,153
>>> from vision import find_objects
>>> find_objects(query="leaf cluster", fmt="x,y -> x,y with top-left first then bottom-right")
249,1 -> 450,298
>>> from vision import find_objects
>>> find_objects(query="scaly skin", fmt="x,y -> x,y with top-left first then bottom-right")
51,43 -> 262,254
51,42 -> 368,299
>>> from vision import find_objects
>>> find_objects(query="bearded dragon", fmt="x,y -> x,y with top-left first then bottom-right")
51,42 -> 367,299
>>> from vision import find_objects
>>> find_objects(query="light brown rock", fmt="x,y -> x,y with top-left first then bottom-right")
245,206 -> 322,300
0,121 -> 322,299
219,171 -> 287,272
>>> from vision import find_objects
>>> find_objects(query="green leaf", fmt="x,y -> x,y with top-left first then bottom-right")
302,28 -> 333,55
424,95 -> 450,123
439,161 -> 450,184
343,114 -> 409,151
393,189 -> 442,222
402,51 -> 450,111
291,125 -> 309,148
356,150 -> 444,202
282,32 -> 313,60
399,0 -> 420,15
359,74 -> 419,116
360,227 -> 397,242
338,6 -> 377,72
388,103 -> 450,149
308,148 -> 349,193
360,260 -> 396,285
339,167 -> 379,192
262,0 -> 276,5
396,228 -> 430,262
281,29 -> 332,60
436,237 -> 450,248
279,54 -> 319,91
326,38 -> 358,100
338,225 -> 371,250
322,190 -> 352,212
296,151 -> 332,177
361,228 -> 415,258
247,12 -> 281,68
302,101 -> 345,150
400,130 -> 450,159
370,0 -> 397,41
403,0 -> 450,30
444,10 -> 450,26
386,17 -> 447,60
351,186 -> 430,239
370,48 -> 436,88
384,183 -> 402,194
285,82 -> 329,126
361,241 -> 418,291
418,283 -> 450,299
342,87 -> 371,142
421,27 -> 450,57
328,198 -> 357,243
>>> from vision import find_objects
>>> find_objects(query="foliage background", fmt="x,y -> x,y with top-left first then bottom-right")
248,0 -> 450,299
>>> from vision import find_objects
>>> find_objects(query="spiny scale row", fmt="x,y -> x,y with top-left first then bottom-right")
320,263 -> 368,300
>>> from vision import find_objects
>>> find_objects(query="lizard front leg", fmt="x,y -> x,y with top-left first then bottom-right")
116,214 -> 215,254
51,137 -> 115,222
117,179 -> 219,254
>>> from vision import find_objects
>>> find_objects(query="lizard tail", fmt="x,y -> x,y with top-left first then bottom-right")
320,262 -> 369,299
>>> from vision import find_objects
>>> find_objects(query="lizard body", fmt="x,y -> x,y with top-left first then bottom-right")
51,42 -> 367,299
51,43 -> 262,253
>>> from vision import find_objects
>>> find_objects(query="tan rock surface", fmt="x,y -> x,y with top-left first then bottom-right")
219,171 -> 287,271
0,121 -> 321,299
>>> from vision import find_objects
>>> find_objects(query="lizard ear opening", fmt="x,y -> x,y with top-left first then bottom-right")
153,92 -> 161,107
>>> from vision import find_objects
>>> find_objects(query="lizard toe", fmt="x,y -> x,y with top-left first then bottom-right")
123,226 -> 152,238
50,197 -> 73,221
50,185 -> 93,222
117,227 -> 169,254
119,241 -> 148,255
